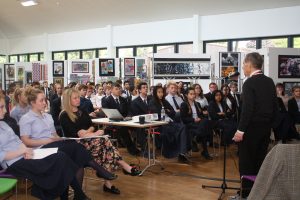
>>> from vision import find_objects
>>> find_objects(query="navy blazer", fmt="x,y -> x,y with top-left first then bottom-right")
130,96 -> 151,116
79,97 -> 94,114
288,97 -> 300,123
102,95 -> 129,117
180,101 -> 204,124
208,100 -> 233,121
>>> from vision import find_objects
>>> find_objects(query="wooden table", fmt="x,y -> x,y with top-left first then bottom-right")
92,118 -> 168,175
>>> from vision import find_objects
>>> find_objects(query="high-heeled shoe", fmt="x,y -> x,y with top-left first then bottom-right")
103,184 -> 121,195
122,166 -> 141,176
96,171 -> 118,180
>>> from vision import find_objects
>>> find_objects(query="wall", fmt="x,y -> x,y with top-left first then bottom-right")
0,39 -> 9,55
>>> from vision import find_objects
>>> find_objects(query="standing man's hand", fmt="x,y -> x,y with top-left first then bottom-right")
233,130 -> 244,142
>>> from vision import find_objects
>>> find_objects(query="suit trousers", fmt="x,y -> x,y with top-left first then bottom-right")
238,121 -> 271,197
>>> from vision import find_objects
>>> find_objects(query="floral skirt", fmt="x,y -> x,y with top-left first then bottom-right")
79,137 -> 122,171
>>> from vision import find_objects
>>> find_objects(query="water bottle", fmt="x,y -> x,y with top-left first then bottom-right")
161,106 -> 166,121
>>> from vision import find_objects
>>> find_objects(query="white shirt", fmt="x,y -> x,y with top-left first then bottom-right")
191,103 -> 198,119
195,96 -> 208,108
165,94 -> 184,111
217,103 -> 223,112
225,97 -> 232,110
94,94 -> 104,108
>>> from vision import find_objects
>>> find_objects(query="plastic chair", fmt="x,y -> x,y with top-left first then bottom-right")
0,178 -> 18,199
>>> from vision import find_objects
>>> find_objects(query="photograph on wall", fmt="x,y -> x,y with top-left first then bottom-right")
278,55 -> 300,78
124,58 -> 135,76
283,82 -> 300,96
153,58 -> 210,78
99,59 -> 115,76
0,68 -> 2,89
17,67 -> 24,86
4,64 -> 15,80
25,71 -> 32,84
72,61 -> 89,73
219,52 -> 240,78
53,77 -> 64,87
53,61 -> 64,77
136,59 -> 147,79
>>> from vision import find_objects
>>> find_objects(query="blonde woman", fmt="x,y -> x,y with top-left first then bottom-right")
10,88 -> 30,123
59,88 -> 141,195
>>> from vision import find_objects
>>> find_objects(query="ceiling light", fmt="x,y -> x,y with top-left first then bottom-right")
21,0 -> 38,7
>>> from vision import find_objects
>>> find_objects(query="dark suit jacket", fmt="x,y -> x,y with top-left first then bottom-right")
149,99 -> 176,121
288,97 -> 300,123
208,100 -> 234,121
50,97 -> 62,126
50,93 -> 59,106
204,92 -> 213,103
225,95 -> 238,114
130,96 -> 151,116
102,95 -> 129,117
180,101 -> 204,124
79,97 -> 94,114
41,87 -> 51,100
238,74 -> 277,132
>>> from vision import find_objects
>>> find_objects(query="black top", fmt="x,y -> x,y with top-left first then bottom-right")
204,92 -> 213,104
288,97 -> 300,122
238,74 -> 277,132
148,99 -> 176,121
102,95 -> 129,117
130,96 -> 151,116
79,97 -> 94,114
180,101 -> 204,124
59,109 -> 93,138
50,97 -> 61,126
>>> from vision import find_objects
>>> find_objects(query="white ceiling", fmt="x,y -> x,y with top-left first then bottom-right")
0,0 -> 300,39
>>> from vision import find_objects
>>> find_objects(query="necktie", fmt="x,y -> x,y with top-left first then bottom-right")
234,94 -> 239,107
115,98 -> 120,105
172,96 -> 180,110
143,99 -> 147,105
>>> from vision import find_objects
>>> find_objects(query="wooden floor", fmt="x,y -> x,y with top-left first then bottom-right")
9,145 -> 242,200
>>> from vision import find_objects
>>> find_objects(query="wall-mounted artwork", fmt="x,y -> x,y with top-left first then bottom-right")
219,52 -> 240,78
124,58 -> 135,76
99,59 -> 115,76
278,55 -> 300,78
17,67 -> 24,87
53,77 -> 64,87
25,72 -> 32,84
153,58 -> 210,79
72,61 -> 89,73
53,61 -> 64,77
0,68 -> 2,89
4,64 -> 15,80
136,59 -> 147,79
283,82 -> 300,96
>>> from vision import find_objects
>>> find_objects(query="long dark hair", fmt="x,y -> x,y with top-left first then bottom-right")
275,83 -> 285,96
192,83 -> 204,98
152,86 -> 165,105
211,90 -> 224,103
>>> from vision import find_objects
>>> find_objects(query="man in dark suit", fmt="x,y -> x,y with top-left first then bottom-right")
288,85 -> 300,125
228,81 -> 241,122
233,53 -> 278,198
50,83 -> 63,106
78,84 -> 96,118
204,82 -> 218,103
121,80 -> 132,103
41,81 -> 51,100
102,83 -> 140,155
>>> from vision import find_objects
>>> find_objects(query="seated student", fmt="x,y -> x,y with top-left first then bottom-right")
149,86 -> 189,163
50,83 -> 63,106
193,83 -> 209,110
102,83 -> 140,155
59,88 -> 141,195
93,85 -> 105,110
10,88 -> 30,123
288,85 -> 300,126
78,84 -> 96,118
121,80 -> 132,103
0,94 -> 90,200
50,88 -> 63,133
204,82 -> 218,103
228,81 -> 241,122
165,81 -> 184,113
221,84 -> 237,120
208,90 -> 237,145
180,87 -> 213,160
18,88 -> 118,191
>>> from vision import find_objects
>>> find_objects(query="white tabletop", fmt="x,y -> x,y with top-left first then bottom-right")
92,118 -> 168,128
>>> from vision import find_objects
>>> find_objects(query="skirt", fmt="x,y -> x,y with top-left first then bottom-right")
79,137 -> 122,171
7,152 -> 78,200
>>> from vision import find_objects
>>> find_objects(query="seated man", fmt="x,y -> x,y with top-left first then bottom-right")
78,84 -> 96,118
288,85 -> 300,127
102,83 -> 140,155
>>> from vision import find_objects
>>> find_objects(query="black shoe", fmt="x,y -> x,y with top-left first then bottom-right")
192,140 -> 199,152
201,151 -> 213,160
103,184 -> 121,195
178,154 -> 190,164
96,172 -> 118,180
123,166 -> 141,176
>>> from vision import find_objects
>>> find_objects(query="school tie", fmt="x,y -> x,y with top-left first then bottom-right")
234,94 -> 239,107
143,99 -> 147,105
172,96 -> 180,110
115,98 -> 120,105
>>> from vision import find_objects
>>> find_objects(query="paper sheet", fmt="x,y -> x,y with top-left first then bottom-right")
33,148 -> 58,159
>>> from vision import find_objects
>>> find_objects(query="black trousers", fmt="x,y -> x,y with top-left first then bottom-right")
238,121 -> 271,197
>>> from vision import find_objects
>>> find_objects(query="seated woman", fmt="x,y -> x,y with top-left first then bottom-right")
221,84 -> 237,120
148,86 -> 188,163
10,88 -> 30,123
208,90 -> 237,145
59,88 -> 141,195
193,83 -> 209,111
0,94 -> 90,200
180,87 -> 213,160
18,88 -> 118,191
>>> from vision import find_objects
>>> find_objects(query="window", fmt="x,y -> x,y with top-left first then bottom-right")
67,51 -> 80,60
294,37 -> 300,48
262,38 -> 288,48
53,52 -> 65,60
0,55 -> 7,63
82,50 -> 96,59
178,43 -> 193,54
232,40 -> 256,53
98,49 -> 108,58
19,55 -> 28,62
157,45 -> 175,54
39,53 -> 44,61
29,54 -> 39,62
9,55 -> 18,63
137,46 -> 153,57
118,48 -> 133,57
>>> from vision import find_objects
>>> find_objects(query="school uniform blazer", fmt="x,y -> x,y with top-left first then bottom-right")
180,101 -> 204,124
208,101 -> 232,121
288,97 -> 300,122
50,97 -> 62,126
102,95 -> 129,117
149,99 -> 176,121
130,96 -> 151,116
